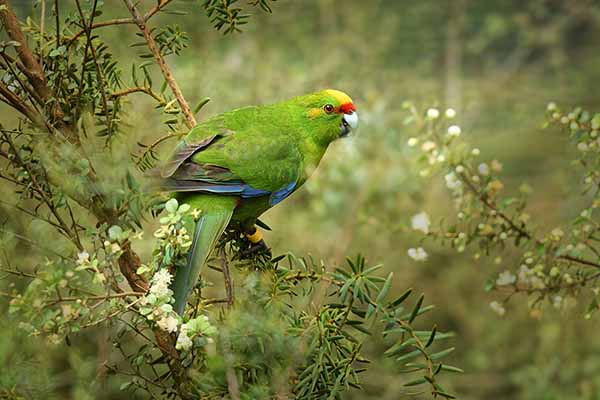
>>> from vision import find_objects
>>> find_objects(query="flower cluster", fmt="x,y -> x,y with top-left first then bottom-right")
75,250 -> 106,285
404,102 -> 600,317
137,198 -> 201,278
154,198 -> 197,249
175,314 -> 218,351
139,269 -> 180,332
139,199 -> 219,343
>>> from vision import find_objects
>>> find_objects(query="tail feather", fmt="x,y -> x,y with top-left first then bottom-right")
172,199 -> 235,315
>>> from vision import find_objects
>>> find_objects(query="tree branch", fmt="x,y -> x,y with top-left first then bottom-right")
122,0 -> 197,129
0,0 -> 77,142
460,172 -> 600,270
67,0 -> 173,43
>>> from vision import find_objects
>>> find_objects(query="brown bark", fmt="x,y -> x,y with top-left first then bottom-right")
0,0 -> 78,142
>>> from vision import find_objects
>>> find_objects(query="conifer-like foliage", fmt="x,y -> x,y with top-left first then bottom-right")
0,1 -> 458,398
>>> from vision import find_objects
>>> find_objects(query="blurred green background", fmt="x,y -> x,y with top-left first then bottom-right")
2,0 -> 600,399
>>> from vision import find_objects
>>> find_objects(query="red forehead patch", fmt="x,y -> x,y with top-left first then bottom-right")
340,103 -> 356,114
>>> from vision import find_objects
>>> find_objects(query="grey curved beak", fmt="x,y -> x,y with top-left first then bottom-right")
340,112 -> 359,137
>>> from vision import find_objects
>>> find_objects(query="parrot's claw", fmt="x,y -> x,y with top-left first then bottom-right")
239,239 -> 272,259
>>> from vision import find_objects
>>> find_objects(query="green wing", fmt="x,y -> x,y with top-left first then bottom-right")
162,107 -> 303,196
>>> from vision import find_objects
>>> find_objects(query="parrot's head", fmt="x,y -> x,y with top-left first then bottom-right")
300,89 -> 359,143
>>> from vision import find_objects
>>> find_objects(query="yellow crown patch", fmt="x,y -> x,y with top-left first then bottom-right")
325,89 -> 353,105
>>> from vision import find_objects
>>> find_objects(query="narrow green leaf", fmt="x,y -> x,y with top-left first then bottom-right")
391,288 -> 412,308
440,364 -> 464,373
430,347 -> 455,361
408,294 -> 425,323
193,97 -> 211,114
425,325 -> 437,348
403,377 -> 427,387
396,349 -> 421,363
376,272 -> 393,304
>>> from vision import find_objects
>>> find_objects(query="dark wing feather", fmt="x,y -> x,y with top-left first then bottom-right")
171,163 -> 239,183
161,130 -> 233,178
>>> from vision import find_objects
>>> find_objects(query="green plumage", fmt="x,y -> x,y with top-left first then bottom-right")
162,89 -> 357,314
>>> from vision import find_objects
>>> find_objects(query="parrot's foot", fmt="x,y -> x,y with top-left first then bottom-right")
240,239 -> 272,259
239,226 -> 272,260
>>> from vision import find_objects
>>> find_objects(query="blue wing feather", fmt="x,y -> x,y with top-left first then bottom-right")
270,181 -> 296,205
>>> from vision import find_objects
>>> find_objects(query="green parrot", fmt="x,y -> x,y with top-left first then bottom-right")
159,89 -> 359,315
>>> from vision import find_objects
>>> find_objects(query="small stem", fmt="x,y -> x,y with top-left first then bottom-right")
0,0 -> 77,141
47,291 -> 145,304
67,18 -> 134,43
110,86 -> 166,104
2,132 -> 82,250
221,248 -> 234,307
40,0 -> 46,70
123,0 -> 197,129
459,172 -> 600,270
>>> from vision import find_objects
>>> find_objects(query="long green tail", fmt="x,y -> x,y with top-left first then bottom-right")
172,195 -> 236,315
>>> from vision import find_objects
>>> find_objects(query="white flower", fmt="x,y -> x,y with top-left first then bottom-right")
552,295 -> 563,309
517,265 -> 530,284
175,324 -> 193,350
176,330 -> 193,351
491,160 -> 503,172
445,108 -> 456,118
530,276 -> 546,290
411,212 -> 431,234
478,163 -> 490,176
577,142 -> 589,152
149,269 -> 173,298
109,243 -> 121,254
150,283 -> 170,298
76,251 -> 90,266
408,247 -> 428,261
447,125 -> 461,136
472,148 -> 480,156
191,208 -> 202,219
496,270 -> 516,286
407,137 -> 418,147
489,301 -> 506,316
426,108 -> 440,119
157,315 -> 179,333
153,269 -> 172,286
444,172 -> 462,190
421,141 -> 436,152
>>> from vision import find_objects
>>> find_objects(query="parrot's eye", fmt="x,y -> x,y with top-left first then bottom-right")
323,104 -> 334,113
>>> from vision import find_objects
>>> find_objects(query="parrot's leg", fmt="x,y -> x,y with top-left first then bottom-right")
241,225 -> 272,258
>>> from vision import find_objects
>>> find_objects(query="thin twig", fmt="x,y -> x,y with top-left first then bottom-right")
67,18 -> 134,43
110,86 -> 166,104
76,0 -> 113,134
67,0 -> 173,43
40,0 -> 46,70
0,267 -> 36,278
2,132 -> 83,250
202,297 -> 230,305
460,173 -> 600,269
47,291 -> 145,303
0,0 -> 77,140
221,248 -> 234,306
123,0 -> 197,129
0,227 -> 67,259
